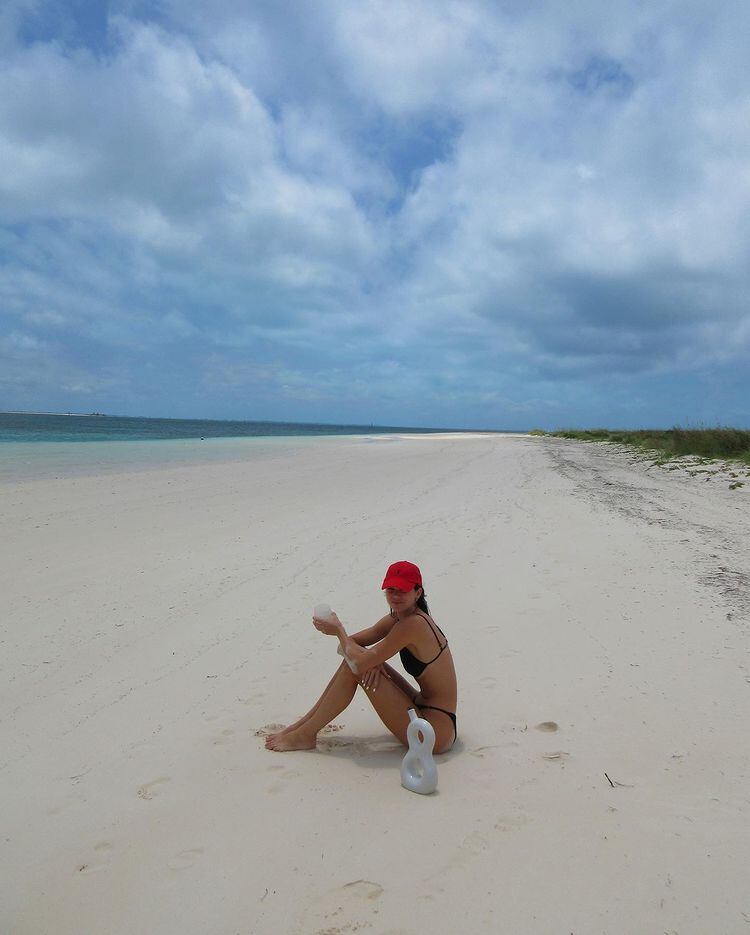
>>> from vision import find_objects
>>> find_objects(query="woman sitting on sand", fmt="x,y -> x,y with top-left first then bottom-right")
265,561 -> 457,754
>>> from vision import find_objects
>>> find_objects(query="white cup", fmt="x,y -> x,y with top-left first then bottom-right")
313,602 -> 333,621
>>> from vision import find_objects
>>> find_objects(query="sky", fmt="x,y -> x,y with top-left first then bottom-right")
1,0 -> 749,430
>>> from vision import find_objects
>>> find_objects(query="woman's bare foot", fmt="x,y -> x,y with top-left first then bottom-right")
265,726 -> 317,751
265,726 -> 290,742
265,714 -> 312,742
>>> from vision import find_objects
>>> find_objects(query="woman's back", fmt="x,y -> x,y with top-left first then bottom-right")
400,611 -> 456,708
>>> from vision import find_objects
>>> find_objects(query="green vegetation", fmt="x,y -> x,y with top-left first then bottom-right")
540,427 -> 750,465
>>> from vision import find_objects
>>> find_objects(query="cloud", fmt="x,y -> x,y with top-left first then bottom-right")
1,1 -> 749,426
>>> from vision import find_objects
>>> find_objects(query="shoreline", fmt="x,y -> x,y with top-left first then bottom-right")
0,431 -> 509,484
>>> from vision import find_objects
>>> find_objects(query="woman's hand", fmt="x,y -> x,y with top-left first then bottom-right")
360,663 -> 387,693
312,611 -> 343,636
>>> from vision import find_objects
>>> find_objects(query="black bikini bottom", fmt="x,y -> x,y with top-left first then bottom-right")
417,703 -> 457,745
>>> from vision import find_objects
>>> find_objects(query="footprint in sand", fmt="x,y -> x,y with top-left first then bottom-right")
469,745 -> 498,758
293,879 -> 383,934
460,831 -> 490,857
479,676 -> 497,690
213,728 -> 234,746
494,814 -> 532,833
47,796 -> 79,816
534,721 -> 559,732
168,847 -> 204,871
137,777 -> 170,800
267,768 -> 302,793
75,842 -> 113,875
341,880 -> 383,900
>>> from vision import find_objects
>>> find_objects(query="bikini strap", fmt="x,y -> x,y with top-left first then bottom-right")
415,611 -> 447,650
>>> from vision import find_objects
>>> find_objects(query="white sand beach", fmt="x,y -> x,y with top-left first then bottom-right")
1,433 -> 749,934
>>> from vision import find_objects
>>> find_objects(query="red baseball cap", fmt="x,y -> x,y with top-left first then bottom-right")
381,561 -> 422,591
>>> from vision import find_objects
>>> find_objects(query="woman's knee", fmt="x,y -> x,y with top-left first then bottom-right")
337,660 -> 359,681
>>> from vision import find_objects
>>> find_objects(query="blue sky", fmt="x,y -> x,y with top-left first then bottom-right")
1,0 -> 749,429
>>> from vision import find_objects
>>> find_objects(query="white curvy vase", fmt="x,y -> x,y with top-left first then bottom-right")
400,709 -> 438,795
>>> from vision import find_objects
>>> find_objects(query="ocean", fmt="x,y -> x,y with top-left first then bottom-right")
0,412 -> 459,443
0,412 -> 493,482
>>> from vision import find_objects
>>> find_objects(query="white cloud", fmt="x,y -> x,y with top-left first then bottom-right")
1,1 -> 749,426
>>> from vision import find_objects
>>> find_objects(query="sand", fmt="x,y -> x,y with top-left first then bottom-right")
1,433 -> 749,934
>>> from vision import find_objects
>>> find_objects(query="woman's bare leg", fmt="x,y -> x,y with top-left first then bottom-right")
265,665 -> 347,741
265,660 -> 453,753
379,662 -> 419,702
267,662 -> 416,742
363,666 -> 455,753
265,662 -> 360,751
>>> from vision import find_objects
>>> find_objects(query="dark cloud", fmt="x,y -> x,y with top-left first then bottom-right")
567,56 -> 635,98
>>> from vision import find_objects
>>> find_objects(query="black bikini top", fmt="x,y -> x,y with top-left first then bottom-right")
400,612 -> 448,678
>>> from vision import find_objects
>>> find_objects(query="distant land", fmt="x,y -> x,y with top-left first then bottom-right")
2,410 -> 106,417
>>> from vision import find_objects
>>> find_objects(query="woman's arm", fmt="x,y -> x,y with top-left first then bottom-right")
342,616 -> 418,674
312,612 -> 393,656
348,615 -> 396,647
312,613 -> 401,672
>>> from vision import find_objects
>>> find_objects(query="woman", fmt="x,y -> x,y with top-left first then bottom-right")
265,561 -> 458,754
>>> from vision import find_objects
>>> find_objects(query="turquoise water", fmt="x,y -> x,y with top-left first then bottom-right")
0,412 -> 495,483
0,435 -> 358,482
0,412 -> 454,443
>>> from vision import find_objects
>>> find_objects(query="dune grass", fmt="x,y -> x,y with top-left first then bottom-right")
536,427 -> 750,465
